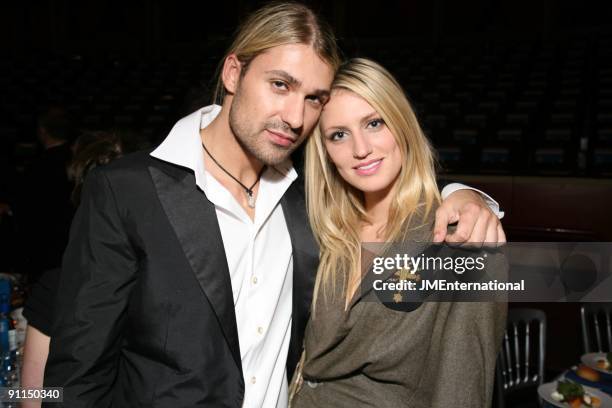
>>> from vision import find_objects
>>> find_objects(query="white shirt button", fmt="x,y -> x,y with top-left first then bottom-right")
251,376 -> 257,384
257,326 -> 264,334
252,276 -> 258,284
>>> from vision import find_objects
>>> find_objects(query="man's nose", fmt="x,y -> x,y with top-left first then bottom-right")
281,95 -> 305,132
352,131 -> 372,159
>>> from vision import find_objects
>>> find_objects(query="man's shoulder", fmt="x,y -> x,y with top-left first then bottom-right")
81,150 -> 153,196
101,149 -> 177,177
93,148 -> 171,186
96,148 -> 193,189
104,149 -> 155,172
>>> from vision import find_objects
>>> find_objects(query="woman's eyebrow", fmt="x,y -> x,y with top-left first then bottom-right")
322,125 -> 349,134
360,111 -> 379,125
322,111 -> 379,133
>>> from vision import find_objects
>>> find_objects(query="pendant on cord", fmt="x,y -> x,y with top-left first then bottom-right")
201,141 -> 265,211
247,190 -> 256,208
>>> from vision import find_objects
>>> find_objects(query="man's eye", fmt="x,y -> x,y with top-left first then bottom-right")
306,96 -> 322,106
272,81 -> 288,90
367,118 -> 385,129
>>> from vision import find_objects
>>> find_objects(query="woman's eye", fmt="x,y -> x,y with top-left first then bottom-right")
329,131 -> 346,141
367,118 -> 385,129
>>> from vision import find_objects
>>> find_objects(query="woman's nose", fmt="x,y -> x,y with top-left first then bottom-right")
352,131 -> 372,159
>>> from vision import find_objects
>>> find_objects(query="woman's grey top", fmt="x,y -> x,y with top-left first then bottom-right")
291,235 -> 507,408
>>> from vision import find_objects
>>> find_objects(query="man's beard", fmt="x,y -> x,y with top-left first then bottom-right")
228,88 -> 300,166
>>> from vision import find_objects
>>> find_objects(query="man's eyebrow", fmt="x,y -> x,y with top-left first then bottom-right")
265,70 -> 330,99
265,70 -> 301,87
312,89 -> 331,101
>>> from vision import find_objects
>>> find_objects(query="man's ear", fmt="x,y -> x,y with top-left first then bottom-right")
221,54 -> 242,95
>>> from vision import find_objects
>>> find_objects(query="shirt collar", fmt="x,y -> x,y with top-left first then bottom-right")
150,105 -> 297,191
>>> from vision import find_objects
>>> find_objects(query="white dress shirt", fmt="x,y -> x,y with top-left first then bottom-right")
152,105 -> 295,408
150,105 -> 503,408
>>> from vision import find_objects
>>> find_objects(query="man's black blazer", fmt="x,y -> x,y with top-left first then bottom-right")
44,151 -> 319,407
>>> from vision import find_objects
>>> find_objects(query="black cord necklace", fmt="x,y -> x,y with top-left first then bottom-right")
201,141 -> 266,208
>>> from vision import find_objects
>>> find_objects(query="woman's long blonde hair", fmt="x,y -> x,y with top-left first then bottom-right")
304,58 -> 441,311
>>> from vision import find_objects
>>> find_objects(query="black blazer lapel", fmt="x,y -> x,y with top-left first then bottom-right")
149,161 -> 242,372
280,178 -> 319,378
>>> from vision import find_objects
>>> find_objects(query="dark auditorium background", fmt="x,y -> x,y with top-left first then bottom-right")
1,1 -> 611,406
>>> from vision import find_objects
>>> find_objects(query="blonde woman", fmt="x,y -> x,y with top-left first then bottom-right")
290,59 -> 507,407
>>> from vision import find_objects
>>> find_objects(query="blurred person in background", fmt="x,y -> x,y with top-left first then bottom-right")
14,106 -> 74,284
20,131 -> 132,407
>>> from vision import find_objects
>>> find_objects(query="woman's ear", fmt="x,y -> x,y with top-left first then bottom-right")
221,54 -> 242,95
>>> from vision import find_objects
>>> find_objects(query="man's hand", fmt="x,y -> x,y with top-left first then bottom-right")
433,189 -> 506,245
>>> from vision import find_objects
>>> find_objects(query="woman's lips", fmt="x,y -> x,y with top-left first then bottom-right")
353,159 -> 383,175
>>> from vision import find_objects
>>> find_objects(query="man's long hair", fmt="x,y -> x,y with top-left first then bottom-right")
304,58 -> 441,311
212,2 -> 341,104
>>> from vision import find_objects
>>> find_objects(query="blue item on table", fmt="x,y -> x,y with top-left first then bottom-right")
565,369 -> 612,396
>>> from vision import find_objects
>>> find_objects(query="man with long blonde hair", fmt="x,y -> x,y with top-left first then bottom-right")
45,2 -> 504,407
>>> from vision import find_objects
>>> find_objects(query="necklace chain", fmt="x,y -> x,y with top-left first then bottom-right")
201,141 -> 266,208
